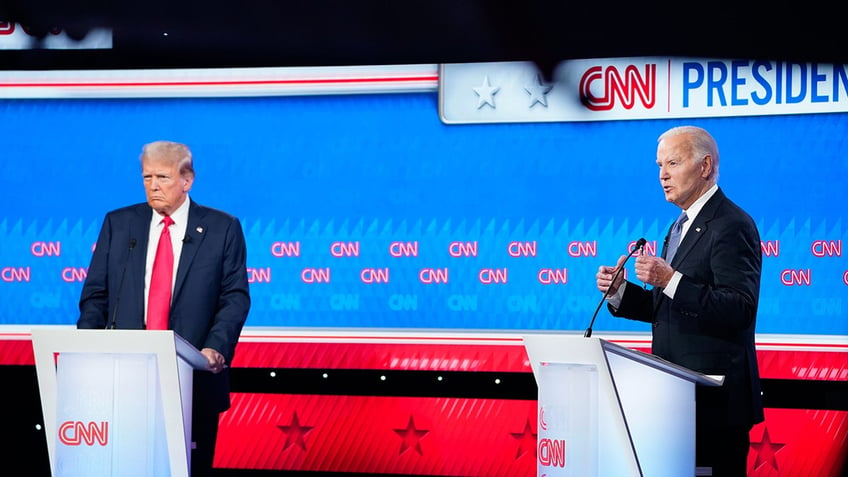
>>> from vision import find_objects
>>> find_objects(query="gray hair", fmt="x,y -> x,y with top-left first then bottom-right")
658,126 -> 720,182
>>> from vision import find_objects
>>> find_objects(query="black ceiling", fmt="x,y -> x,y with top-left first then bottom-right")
1,0 -> 844,77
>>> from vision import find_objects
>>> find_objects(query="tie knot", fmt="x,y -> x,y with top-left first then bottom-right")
162,215 -> 174,227
674,211 -> 688,231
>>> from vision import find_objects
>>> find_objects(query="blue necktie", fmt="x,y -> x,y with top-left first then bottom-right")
666,211 -> 688,263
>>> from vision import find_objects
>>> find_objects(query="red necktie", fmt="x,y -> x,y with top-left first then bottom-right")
148,215 -> 174,330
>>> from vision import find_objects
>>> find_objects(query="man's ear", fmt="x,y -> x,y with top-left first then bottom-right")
701,154 -> 714,179
183,175 -> 194,192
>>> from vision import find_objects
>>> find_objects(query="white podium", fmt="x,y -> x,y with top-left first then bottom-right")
523,334 -> 723,477
31,328 -> 209,477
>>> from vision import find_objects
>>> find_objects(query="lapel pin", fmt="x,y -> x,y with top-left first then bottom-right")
196,227 -> 204,233
695,227 -> 701,232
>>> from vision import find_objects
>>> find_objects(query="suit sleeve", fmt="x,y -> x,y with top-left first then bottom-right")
77,213 -> 113,329
608,280 -> 655,323
672,214 -> 761,332
203,217 -> 250,363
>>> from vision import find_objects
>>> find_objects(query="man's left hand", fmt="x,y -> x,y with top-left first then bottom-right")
635,255 -> 675,288
201,348 -> 227,374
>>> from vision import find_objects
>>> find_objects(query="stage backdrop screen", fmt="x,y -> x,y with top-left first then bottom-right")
0,60 -> 845,336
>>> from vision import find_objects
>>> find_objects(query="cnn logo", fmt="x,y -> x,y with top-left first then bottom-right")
59,421 -> 109,446
579,64 -> 656,111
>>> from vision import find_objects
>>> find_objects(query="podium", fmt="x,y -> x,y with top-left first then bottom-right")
31,328 -> 209,477
523,334 -> 723,477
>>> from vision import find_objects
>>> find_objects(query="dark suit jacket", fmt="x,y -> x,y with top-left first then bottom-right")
77,199 -> 250,413
610,187 -> 764,430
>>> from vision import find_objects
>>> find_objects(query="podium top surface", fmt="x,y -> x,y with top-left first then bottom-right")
600,339 -> 724,386
521,334 -> 723,387
31,328 -> 210,371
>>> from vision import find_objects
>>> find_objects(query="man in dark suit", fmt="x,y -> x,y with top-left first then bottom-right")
77,140 -> 250,477
596,126 -> 763,477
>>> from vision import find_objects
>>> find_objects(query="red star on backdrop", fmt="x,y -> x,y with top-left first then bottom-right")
750,427 -> 785,472
277,411 -> 313,451
394,416 -> 430,455
510,418 -> 537,459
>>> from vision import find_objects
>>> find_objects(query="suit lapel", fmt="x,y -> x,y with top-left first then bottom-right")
128,204 -> 153,322
653,188 -> 726,313
174,201 -> 207,300
130,204 -> 153,253
669,188 -> 725,267
660,229 -> 672,260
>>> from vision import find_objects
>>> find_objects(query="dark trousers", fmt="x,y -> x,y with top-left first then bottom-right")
191,405 -> 221,477
697,425 -> 751,477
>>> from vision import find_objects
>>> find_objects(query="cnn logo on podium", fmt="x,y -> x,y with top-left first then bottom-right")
58,420 -> 109,446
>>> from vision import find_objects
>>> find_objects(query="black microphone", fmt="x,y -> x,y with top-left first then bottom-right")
584,238 -> 646,338
109,238 -> 136,330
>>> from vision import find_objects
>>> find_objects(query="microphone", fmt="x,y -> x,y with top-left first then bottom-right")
584,238 -> 646,338
109,238 -> 137,330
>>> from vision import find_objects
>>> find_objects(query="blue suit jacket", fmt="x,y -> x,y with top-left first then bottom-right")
610,188 -> 764,429
77,200 -> 250,412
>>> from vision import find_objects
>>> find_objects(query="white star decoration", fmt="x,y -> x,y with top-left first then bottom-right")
473,75 -> 500,109
524,73 -> 553,108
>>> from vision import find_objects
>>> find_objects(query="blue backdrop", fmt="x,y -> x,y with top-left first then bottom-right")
0,93 -> 845,334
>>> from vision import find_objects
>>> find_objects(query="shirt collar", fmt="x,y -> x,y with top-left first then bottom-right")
682,184 -> 718,221
151,195 -> 191,226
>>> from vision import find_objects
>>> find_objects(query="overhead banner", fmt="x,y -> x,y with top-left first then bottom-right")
439,59 -> 848,123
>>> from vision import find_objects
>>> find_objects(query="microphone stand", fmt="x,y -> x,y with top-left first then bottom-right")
584,238 -> 646,338
109,238 -> 136,329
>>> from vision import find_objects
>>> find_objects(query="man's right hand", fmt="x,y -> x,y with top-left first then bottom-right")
596,254 -> 627,295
